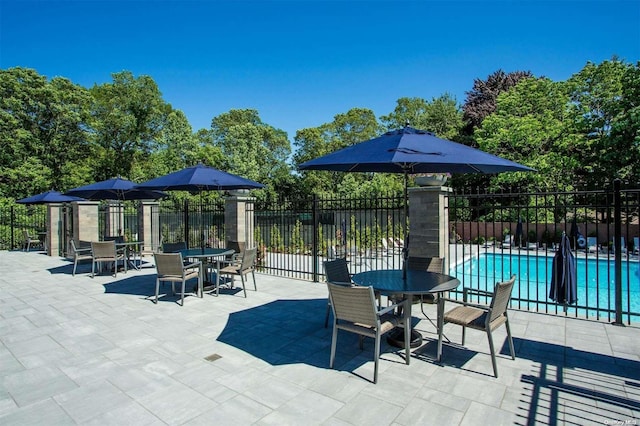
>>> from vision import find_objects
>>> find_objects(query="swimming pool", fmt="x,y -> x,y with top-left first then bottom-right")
453,252 -> 640,322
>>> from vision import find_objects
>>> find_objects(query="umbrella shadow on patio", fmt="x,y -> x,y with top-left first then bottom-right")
47,258 -> 153,276
216,298 -> 411,376
513,337 -> 640,423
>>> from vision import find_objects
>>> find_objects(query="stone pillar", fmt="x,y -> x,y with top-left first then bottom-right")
408,185 -> 452,273
224,194 -> 256,248
138,201 -> 159,256
46,203 -> 64,257
72,201 -> 100,246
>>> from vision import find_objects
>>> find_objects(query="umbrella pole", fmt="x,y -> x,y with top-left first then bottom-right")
200,192 -> 205,254
403,171 -> 409,279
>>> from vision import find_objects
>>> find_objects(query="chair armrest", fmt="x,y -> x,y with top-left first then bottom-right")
442,297 -> 490,311
378,298 -> 407,316
182,261 -> 201,271
462,287 -> 492,302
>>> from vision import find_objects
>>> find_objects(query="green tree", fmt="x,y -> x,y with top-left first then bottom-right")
294,108 -> 388,196
89,71 -> 167,180
567,59 -> 638,186
0,67 -> 93,198
476,77 -> 582,191
380,94 -> 463,140
211,109 -> 291,187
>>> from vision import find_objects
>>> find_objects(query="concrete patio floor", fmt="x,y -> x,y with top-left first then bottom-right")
1,250 -> 639,425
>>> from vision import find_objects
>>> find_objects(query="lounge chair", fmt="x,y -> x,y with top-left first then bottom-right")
633,237 -> 639,255
501,234 -> 514,249
586,237 -> 599,253
327,282 -> 410,384
442,274 -> 517,378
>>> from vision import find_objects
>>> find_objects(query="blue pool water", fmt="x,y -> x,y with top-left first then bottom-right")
453,253 -> 640,321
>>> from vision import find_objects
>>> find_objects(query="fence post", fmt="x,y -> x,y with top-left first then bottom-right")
183,199 -> 190,248
312,195 -> 319,282
613,179 -> 624,326
10,205 -> 15,250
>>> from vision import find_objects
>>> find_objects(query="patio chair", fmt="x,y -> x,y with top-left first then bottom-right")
217,247 -> 257,297
327,282 -> 410,384
91,240 -> 127,278
70,239 -> 92,276
634,237 -> 639,255
442,274 -> 517,378
405,257 -> 445,331
323,258 -> 353,328
153,253 -> 202,306
221,240 -> 245,268
23,230 -> 42,252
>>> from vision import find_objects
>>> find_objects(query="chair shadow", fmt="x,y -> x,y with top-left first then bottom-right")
47,259 -> 153,276
216,298 -> 407,373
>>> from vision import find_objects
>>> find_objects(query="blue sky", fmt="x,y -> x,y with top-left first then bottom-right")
1,0 -> 639,142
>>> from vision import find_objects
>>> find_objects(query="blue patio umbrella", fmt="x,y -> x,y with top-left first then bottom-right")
549,233 -> 578,308
17,190 -> 85,204
299,125 -> 534,257
64,177 -> 167,201
134,164 -> 265,192
135,164 -> 265,249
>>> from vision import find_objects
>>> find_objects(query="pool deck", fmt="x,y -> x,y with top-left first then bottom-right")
1,250 -> 639,425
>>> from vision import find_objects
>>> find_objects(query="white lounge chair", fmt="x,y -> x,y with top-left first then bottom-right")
586,237 -> 599,253
502,234 -> 514,249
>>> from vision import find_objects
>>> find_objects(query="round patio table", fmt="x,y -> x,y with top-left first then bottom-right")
180,248 -> 235,294
352,269 -> 460,358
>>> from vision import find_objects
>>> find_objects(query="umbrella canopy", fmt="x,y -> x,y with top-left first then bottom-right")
17,190 -> 85,205
134,164 -> 265,191
549,233 -> 578,307
298,126 -> 535,174
136,164 -> 264,250
65,177 -> 167,201
299,125 -> 534,257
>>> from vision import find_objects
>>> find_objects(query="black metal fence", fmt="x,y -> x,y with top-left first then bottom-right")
254,193 -> 406,280
0,204 -> 47,250
3,183 -> 639,324
449,181 -> 639,324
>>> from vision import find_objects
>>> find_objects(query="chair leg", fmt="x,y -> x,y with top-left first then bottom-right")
240,274 -> 247,298
91,260 -> 95,278
487,328 -> 498,378
505,318 -> 515,359
404,305 -> 411,365
73,259 -> 77,276
251,270 -> 257,291
329,325 -> 338,369
461,326 -> 466,345
180,280 -> 185,306
373,332 -> 380,384
155,278 -> 160,304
